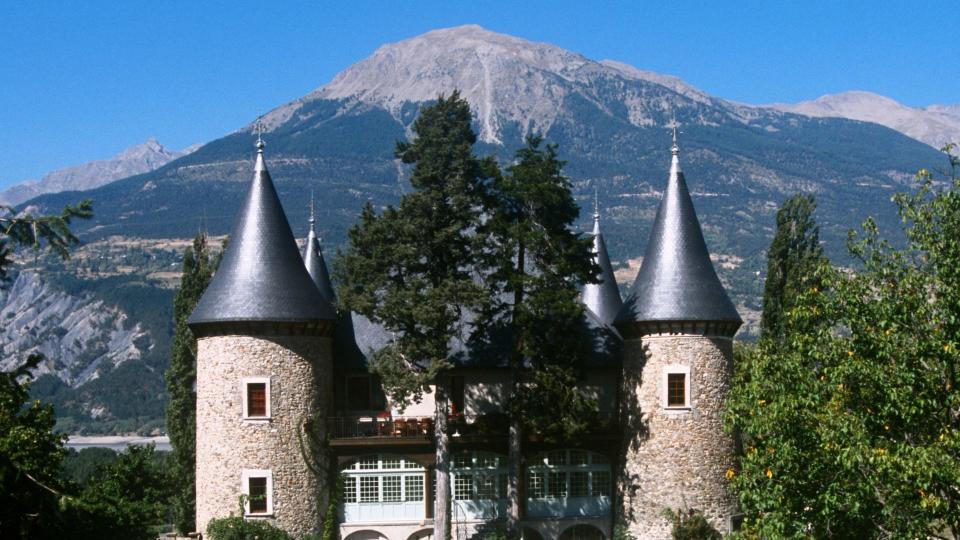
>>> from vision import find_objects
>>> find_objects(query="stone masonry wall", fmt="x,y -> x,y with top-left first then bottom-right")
196,334 -> 332,537
618,333 -> 738,538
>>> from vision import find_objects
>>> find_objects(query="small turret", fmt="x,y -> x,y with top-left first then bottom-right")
302,195 -> 336,304
582,195 -> 623,326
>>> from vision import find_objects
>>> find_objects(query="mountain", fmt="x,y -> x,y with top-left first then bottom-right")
0,138 -> 192,206
15,24 -> 951,432
770,91 -> 960,149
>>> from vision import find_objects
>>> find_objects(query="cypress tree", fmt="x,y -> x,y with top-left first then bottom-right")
165,233 -> 216,534
336,91 -> 496,540
760,194 -> 826,341
481,135 -> 599,534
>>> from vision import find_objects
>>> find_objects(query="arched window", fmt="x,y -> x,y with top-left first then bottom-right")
526,450 -> 611,518
451,450 -> 508,520
341,454 -> 426,523
559,524 -> 605,540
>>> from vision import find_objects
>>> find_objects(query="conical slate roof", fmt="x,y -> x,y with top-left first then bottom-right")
188,139 -> 336,325
616,136 -> 741,325
302,202 -> 336,303
582,202 -> 623,326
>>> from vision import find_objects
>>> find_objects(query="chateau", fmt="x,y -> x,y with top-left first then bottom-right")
188,133 -> 742,540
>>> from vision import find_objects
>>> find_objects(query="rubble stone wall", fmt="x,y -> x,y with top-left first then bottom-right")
196,334 -> 332,537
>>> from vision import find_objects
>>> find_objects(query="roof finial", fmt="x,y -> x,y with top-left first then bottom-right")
671,124 -> 680,156
593,185 -> 600,220
255,116 -> 265,152
309,189 -> 316,229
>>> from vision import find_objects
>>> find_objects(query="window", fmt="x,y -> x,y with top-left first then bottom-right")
526,450 -> 611,503
382,476 -> 401,502
343,477 -> 357,503
359,476 -> 379,502
454,474 -> 473,500
663,365 -> 691,409
241,469 -> 272,515
405,475 -> 424,501
242,377 -> 270,419
475,473 -> 497,500
569,471 -> 589,497
347,376 -> 371,410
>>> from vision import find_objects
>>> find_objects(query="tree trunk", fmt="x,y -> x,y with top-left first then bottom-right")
506,238 -> 526,537
434,379 -> 451,540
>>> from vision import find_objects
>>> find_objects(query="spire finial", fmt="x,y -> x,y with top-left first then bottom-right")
593,185 -> 600,220
309,189 -> 316,229
255,117 -> 265,152
671,125 -> 680,156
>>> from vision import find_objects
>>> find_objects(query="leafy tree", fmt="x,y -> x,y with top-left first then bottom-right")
726,145 -> 960,538
336,91 -> 496,540
479,135 -> 598,533
0,200 -> 92,280
759,193 -> 826,341
165,232 -> 218,534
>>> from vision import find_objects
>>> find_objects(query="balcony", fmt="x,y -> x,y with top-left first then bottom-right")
328,412 -> 618,443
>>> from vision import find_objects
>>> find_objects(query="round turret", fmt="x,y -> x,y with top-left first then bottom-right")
189,137 -> 336,536
615,133 -> 741,537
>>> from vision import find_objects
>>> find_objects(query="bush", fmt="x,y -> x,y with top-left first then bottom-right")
663,509 -> 722,540
206,516 -> 292,540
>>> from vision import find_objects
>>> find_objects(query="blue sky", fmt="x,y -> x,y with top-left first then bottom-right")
2,0 -> 957,190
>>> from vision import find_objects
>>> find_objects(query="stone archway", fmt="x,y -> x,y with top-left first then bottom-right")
344,530 -> 388,540
558,524 -> 605,540
522,526 -> 544,540
406,528 -> 433,540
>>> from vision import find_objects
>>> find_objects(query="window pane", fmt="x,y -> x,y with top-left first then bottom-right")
248,477 -> 268,513
527,471 -> 545,498
591,471 -> 611,497
358,457 -> 378,470
454,474 -> 473,500
382,457 -> 401,470
453,453 -> 472,469
476,453 -> 499,468
405,474 -> 424,502
247,383 -> 267,417
590,453 -> 609,464
343,477 -> 357,503
569,471 -> 589,497
360,476 -> 379,502
403,459 -> 424,470
547,472 -> 567,498
475,473 -> 496,500
668,373 -> 686,406
347,376 -> 371,410
547,451 -> 567,466
569,450 -> 588,466
383,475 -> 401,502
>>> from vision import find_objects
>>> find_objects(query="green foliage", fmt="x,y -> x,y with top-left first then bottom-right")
61,447 -> 118,484
612,525 -> 637,540
0,199 -> 93,280
165,233 -> 217,534
336,91 -> 496,406
662,509 -> 722,540
206,515 -> 293,540
321,472 -> 344,540
0,354 -> 69,538
726,145 -> 960,538
760,193 -> 827,341
480,135 -> 600,441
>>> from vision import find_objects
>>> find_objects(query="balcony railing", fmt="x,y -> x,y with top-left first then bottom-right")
328,412 -> 618,440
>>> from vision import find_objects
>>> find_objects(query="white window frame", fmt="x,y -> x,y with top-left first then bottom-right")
241,469 -> 273,516
242,376 -> 271,420
662,365 -> 691,410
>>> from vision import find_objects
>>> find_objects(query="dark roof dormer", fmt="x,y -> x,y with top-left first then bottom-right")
582,199 -> 623,326
188,136 -> 337,330
615,132 -> 741,336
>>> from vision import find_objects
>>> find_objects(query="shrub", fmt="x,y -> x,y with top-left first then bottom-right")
206,516 -> 292,540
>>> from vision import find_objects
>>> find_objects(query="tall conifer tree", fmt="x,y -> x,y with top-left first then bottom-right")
760,194 -> 826,341
480,136 -> 599,533
336,91 -> 495,540
165,233 -> 216,534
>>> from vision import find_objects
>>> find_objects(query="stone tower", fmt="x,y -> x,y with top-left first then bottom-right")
188,137 -> 337,536
615,133 -> 742,537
